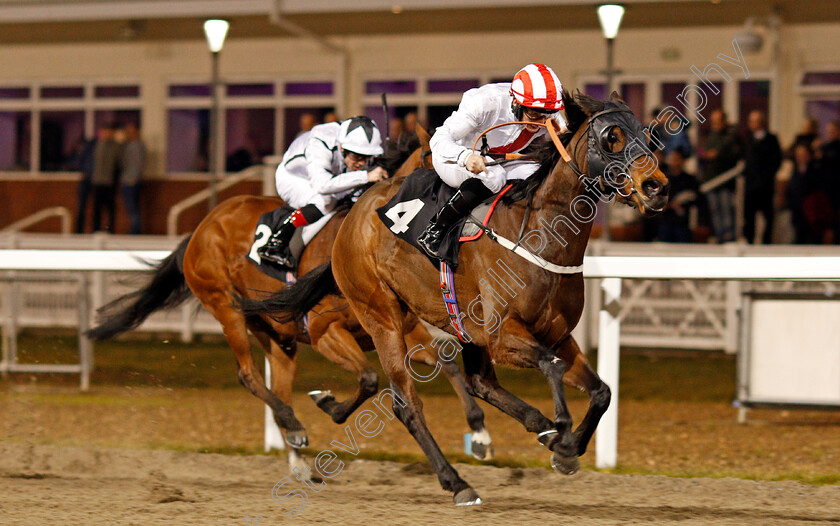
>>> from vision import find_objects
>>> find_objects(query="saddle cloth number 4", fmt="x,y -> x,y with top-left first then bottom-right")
385,199 -> 424,234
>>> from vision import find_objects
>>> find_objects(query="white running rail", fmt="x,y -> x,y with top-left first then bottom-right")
2,206 -> 72,234
3,250 -> 840,467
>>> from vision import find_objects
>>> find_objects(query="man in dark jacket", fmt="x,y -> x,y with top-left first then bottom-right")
700,109 -> 742,242
820,121 -> 840,243
742,110 -> 782,244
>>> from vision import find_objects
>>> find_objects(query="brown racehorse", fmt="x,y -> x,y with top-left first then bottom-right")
239,92 -> 671,505
86,129 -> 494,476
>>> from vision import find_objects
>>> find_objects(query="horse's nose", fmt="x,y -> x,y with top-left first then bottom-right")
642,178 -> 668,198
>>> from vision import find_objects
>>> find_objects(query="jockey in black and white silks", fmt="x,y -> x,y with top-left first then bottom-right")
419,63 -> 569,258
260,116 -> 386,266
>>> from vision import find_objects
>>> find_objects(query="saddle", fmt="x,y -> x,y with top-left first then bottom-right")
376,168 -> 511,269
247,206 -> 336,281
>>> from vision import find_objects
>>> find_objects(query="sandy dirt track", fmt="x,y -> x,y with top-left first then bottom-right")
2,442 -> 839,526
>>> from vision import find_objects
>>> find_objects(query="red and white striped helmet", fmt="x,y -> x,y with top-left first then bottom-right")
510,63 -> 564,111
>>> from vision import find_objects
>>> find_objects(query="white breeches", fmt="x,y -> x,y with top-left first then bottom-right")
275,167 -> 345,215
431,152 -> 540,193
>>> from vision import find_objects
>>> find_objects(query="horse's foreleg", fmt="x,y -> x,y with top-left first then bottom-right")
537,350 -> 580,474
403,325 -> 493,461
209,301 -> 308,448
254,331 -> 310,476
461,342 -> 554,435
310,322 -> 379,424
557,336 -> 611,457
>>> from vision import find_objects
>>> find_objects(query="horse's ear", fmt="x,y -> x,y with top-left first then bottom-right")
416,124 -> 431,150
608,90 -> 626,104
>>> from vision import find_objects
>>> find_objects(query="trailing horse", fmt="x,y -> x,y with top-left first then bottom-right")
239,91 -> 670,504
86,128 -> 495,476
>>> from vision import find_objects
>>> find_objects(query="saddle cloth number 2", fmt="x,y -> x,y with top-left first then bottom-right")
249,224 -> 273,263
385,199 -> 424,234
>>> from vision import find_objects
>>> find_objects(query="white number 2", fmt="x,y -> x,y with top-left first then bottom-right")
249,224 -> 273,263
385,199 -> 424,234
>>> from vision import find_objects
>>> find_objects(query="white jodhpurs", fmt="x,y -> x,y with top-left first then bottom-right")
431,152 -> 540,193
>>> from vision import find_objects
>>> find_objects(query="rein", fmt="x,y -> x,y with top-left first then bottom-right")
461,106 -> 641,275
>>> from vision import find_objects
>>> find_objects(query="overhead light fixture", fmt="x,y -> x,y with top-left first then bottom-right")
203,19 -> 230,53
597,4 -> 625,40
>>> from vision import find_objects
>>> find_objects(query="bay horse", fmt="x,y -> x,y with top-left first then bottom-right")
238,91 -> 670,504
86,130 -> 494,476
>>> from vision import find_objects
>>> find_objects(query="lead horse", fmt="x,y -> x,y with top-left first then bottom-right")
239,91 -> 670,504
86,130 -> 494,476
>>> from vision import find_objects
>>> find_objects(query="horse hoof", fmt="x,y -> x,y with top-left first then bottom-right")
308,390 -> 335,406
454,488 -> 482,506
470,429 -> 494,461
551,452 -> 580,475
285,430 -> 309,449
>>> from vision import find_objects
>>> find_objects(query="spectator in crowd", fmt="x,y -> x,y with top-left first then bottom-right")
296,113 -> 318,138
788,118 -> 820,157
323,111 -> 339,123
91,123 -> 122,233
657,150 -> 701,243
120,122 -> 145,235
649,107 -> 693,158
819,121 -> 840,243
786,143 -> 831,244
742,110 -> 782,244
74,136 -> 97,233
700,109 -> 742,242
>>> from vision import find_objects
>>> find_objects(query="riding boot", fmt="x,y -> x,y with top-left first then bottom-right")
418,178 -> 494,258
259,204 -> 323,267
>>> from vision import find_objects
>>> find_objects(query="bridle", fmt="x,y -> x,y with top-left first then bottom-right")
473,102 -> 650,199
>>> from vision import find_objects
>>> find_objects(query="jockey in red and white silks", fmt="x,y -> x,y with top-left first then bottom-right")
430,63 -> 569,194
419,63 -> 569,258
262,116 -> 386,267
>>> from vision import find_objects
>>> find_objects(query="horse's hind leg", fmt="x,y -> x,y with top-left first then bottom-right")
309,322 -> 379,424
340,282 -> 479,505
557,336 -> 611,457
403,323 -> 493,461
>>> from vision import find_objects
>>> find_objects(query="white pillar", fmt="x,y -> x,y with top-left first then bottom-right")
596,277 -> 621,469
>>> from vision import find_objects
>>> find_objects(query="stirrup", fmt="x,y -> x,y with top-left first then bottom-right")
258,245 -> 295,267
418,225 -> 444,258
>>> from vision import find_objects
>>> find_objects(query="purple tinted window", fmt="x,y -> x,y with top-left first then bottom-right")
0,87 -> 30,99
738,80 -> 770,136
40,86 -> 84,99
660,82 -> 687,111
0,111 -> 32,171
284,82 -> 333,96
806,100 -> 840,141
227,83 -> 275,97
39,110 -> 85,171
95,85 -> 140,98
802,72 -> 840,85
585,83 -> 607,101
427,79 -> 479,94
620,83 -> 646,121
169,84 -> 211,97
365,80 -> 416,95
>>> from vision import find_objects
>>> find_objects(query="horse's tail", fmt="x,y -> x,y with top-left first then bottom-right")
237,262 -> 337,322
86,235 -> 193,341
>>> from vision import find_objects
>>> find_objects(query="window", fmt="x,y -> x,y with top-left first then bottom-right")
362,74 -> 499,140
0,82 -> 141,174
0,111 -> 31,171
738,80 -> 770,137
166,79 -> 337,173
800,70 -> 840,140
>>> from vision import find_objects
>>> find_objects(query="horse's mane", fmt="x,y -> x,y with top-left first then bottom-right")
503,89 -> 604,204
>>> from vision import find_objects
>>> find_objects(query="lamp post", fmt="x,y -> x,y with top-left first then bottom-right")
203,19 -> 229,212
597,4 -> 624,241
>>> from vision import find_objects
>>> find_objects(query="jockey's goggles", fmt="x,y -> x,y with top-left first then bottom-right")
522,107 -> 558,121
343,150 -> 373,163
